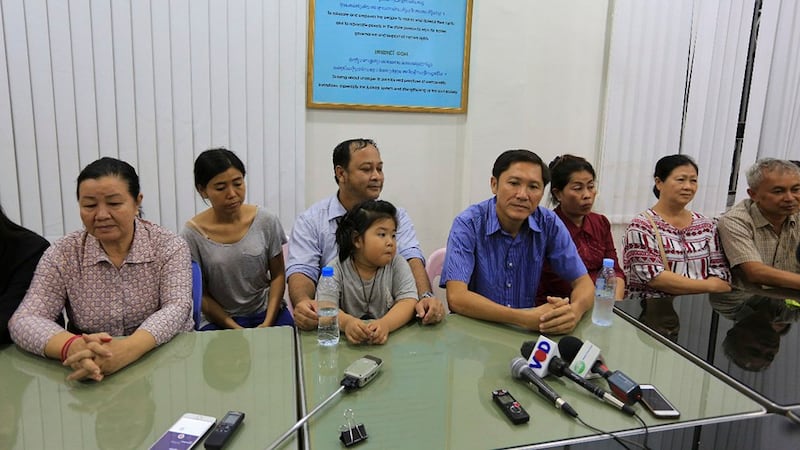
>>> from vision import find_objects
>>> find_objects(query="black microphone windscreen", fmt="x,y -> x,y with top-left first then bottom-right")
520,341 -> 535,360
558,336 -> 584,363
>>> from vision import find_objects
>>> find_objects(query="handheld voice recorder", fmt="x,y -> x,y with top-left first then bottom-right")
343,355 -> 382,387
204,411 -> 244,449
492,389 -> 530,424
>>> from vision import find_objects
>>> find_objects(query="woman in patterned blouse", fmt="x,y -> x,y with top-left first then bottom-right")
623,155 -> 732,299
9,158 -> 193,382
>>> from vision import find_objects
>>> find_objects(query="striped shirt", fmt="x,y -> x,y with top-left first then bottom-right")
623,209 -> 730,299
441,197 -> 587,308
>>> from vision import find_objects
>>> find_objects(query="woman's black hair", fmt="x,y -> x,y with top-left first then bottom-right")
652,154 -> 699,198
547,154 -> 596,205
76,157 -> 141,200
194,148 -> 247,189
336,200 -> 398,262
0,205 -> 28,240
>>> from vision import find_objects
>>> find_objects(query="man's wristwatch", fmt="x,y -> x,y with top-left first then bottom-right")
420,291 -> 435,299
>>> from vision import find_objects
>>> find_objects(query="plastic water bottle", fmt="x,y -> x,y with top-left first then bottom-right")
316,266 -> 340,346
591,258 -> 617,327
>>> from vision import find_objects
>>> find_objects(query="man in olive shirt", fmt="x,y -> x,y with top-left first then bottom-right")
718,158 -> 800,290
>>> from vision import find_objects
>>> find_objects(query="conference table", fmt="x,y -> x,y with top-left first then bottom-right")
0,327 -> 298,450
296,314 -> 764,449
3,298 -> 788,450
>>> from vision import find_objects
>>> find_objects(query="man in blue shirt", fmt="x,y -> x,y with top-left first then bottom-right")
441,150 -> 594,334
287,138 -> 445,331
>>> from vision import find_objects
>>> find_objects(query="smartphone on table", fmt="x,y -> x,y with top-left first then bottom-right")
149,413 -> 216,450
639,384 -> 680,418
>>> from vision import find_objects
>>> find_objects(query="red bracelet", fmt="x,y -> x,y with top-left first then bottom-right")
60,334 -> 83,362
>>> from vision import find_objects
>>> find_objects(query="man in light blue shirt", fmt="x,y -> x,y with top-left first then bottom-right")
287,138 -> 445,330
441,150 -> 594,334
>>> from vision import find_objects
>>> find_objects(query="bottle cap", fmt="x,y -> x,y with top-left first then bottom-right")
602,258 -> 614,268
321,266 -> 334,277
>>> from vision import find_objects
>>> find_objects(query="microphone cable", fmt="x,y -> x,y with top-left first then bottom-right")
633,411 -> 650,450
573,412 -> 652,450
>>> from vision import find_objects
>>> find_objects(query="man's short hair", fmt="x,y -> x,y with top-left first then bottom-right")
492,150 -> 550,186
331,138 -> 378,185
746,158 -> 800,190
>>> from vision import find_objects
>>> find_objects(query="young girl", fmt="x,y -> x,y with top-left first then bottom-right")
324,200 -> 417,344
181,148 -> 292,330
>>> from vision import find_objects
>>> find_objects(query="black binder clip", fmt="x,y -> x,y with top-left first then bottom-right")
339,408 -> 368,447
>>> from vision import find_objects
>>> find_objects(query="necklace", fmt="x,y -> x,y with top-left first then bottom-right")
352,259 -> 380,320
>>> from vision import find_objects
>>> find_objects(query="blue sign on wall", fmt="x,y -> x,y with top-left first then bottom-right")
308,0 -> 472,113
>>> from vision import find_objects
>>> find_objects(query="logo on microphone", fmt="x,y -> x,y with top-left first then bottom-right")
533,344 -> 550,366
566,339 -> 602,379
527,335 -> 560,378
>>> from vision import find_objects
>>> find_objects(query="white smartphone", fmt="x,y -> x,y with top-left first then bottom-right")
149,413 -> 216,450
639,384 -> 680,418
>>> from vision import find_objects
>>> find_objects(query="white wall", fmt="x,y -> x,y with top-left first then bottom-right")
3,0 -> 760,260
2,0 -> 609,255
738,0 -> 800,201
305,0 -> 611,257
0,0 -> 306,240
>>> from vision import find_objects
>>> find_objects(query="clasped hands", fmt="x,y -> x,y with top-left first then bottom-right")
343,318 -> 389,345
415,295 -> 445,325
534,296 -> 584,335
61,333 -> 127,382
294,296 -> 445,331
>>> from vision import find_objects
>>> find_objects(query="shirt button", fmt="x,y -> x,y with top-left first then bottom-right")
508,262 -> 513,268
506,282 -> 512,288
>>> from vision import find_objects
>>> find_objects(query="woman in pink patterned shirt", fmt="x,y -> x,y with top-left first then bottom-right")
623,155 -> 732,299
9,158 -> 193,382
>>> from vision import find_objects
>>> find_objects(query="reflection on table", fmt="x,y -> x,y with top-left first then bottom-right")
616,288 -> 800,411
0,327 -> 297,450
709,290 -> 798,373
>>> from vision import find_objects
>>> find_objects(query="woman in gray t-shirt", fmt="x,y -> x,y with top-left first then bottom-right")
181,148 -> 291,330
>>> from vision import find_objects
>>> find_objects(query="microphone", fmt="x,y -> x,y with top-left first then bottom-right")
522,337 -> 636,416
558,336 -> 642,405
520,335 -> 560,378
565,339 -> 602,379
510,357 -> 578,418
